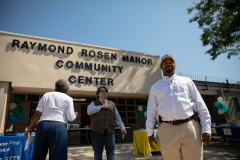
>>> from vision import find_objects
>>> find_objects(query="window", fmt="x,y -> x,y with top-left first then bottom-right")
114,98 -> 145,125
13,94 -> 26,102
30,103 -> 38,110
85,97 -> 97,103
108,98 -> 116,103
127,112 -> 135,117
117,98 -> 125,104
136,99 -> 147,105
115,98 -> 137,124
28,103 -> 38,125
128,119 -> 136,124
233,98 -> 240,111
119,112 -> 126,117
127,99 -> 134,104
27,95 -> 39,102
29,111 -> 35,117
127,106 -> 135,111
118,106 -> 126,111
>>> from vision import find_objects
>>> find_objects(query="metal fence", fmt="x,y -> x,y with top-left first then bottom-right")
176,72 -> 240,84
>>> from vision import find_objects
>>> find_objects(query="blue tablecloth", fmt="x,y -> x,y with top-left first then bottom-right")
0,134 -> 35,160
211,126 -> 240,139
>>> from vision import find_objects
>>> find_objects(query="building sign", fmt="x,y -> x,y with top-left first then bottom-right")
11,39 -> 154,86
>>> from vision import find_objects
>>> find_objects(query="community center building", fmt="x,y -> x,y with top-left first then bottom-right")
0,31 -> 162,143
0,31 -> 240,144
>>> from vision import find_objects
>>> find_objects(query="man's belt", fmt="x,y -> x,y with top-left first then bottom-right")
163,115 -> 194,125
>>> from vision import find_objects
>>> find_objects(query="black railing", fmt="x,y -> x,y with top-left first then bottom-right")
176,72 -> 239,84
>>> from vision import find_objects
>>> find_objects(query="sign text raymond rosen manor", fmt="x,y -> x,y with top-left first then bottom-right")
11,39 -> 153,65
11,39 -> 155,86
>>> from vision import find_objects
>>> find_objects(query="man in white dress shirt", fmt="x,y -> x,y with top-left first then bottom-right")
146,54 -> 211,160
87,86 -> 127,160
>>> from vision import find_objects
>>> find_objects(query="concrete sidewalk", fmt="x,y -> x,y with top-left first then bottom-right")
203,137 -> 240,160
65,143 -> 163,160
46,137 -> 240,160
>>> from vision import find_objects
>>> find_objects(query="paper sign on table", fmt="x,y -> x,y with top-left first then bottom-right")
211,128 -> 217,134
24,133 -> 34,151
223,128 -> 232,135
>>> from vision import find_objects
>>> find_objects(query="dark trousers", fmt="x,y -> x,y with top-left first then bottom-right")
32,121 -> 68,160
90,131 -> 115,160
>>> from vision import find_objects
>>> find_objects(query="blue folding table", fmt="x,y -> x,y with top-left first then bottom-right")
211,126 -> 240,139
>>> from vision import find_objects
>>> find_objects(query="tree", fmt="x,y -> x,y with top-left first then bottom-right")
235,81 -> 240,85
187,0 -> 240,60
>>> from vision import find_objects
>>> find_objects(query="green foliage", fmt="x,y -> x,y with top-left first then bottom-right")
188,0 -> 240,60
235,81 -> 240,85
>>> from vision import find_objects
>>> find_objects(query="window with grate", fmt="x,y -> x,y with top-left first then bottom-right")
117,98 -> 125,104
136,99 -> 147,105
233,98 -> 240,111
30,103 -> 38,110
127,99 -> 134,104
108,98 -> 116,103
27,95 -> 40,102
13,94 -> 26,102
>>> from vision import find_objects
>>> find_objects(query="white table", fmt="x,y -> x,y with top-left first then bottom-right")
68,128 -> 91,145
68,127 -> 130,145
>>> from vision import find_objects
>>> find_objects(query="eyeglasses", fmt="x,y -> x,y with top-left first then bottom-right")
99,90 -> 107,93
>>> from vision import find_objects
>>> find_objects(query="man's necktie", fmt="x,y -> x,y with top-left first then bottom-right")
101,100 -> 106,104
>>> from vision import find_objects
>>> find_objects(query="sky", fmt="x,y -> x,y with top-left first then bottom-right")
0,0 -> 239,83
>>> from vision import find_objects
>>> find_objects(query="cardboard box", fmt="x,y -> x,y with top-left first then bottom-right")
227,120 -> 240,127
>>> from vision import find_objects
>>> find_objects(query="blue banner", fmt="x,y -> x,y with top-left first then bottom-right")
0,134 -> 35,160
